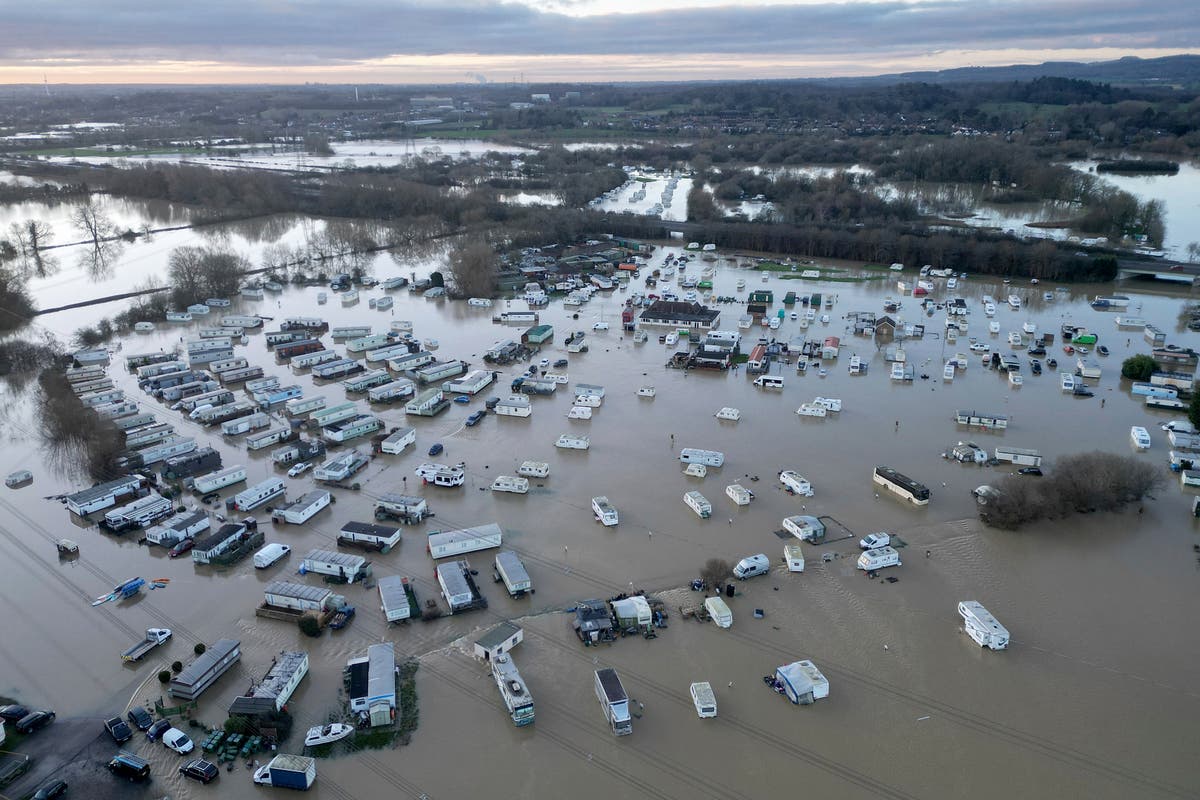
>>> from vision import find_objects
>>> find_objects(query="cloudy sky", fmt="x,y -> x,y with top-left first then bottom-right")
0,0 -> 1195,84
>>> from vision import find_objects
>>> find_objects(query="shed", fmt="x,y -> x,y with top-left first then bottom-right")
874,316 -> 898,338
473,621 -> 524,661
348,642 -> 397,727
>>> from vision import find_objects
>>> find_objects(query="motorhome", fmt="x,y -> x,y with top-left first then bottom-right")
1130,426 -> 1151,450
857,546 -> 902,571
753,374 -> 785,389
591,496 -> 619,526
958,601 -> 1009,650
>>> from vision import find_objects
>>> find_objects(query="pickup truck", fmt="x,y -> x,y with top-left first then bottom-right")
121,628 -> 172,662
329,606 -> 356,630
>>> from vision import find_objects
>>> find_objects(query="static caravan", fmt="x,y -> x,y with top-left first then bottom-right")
364,343 -> 413,363
265,329 -> 308,347
188,345 -> 234,365
679,448 -> 724,467
494,551 -> 532,597
126,351 -> 177,371
221,315 -> 262,328
193,465 -> 248,494
323,414 -> 381,443
346,333 -> 393,353
203,401 -> 256,427
282,316 -> 329,332
313,451 -> 369,482
427,523 -> 503,559
144,509 -> 210,546
121,436 -> 197,468
1131,382 -> 1178,399
495,396 -> 532,417
247,427 -> 292,451
342,369 -> 392,393
262,581 -> 337,613
160,446 -> 221,479
247,378 -> 283,398
103,492 -> 173,531
379,426 -> 417,454
413,360 -> 467,385
331,325 -> 371,339
684,491 -> 712,518
124,422 -> 176,448
704,596 -> 733,628
405,387 -> 450,417
112,413 -> 156,432
387,350 -> 435,373
136,360 -> 187,379
378,575 -> 417,622
94,400 -> 140,419
300,549 -> 371,583
65,476 -> 144,516
234,478 -> 286,511
271,490 -> 332,525
217,366 -> 264,385
784,543 -> 805,572
271,439 -> 326,466
311,401 -> 358,428
312,358 -> 364,379
338,521 -> 402,552
443,369 -> 494,395
958,601 -> 1009,650
373,494 -> 429,524
993,446 -> 1042,467
436,560 -> 485,613
290,349 -> 340,369
254,385 -> 303,408
368,379 -> 415,404
286,395 -> 327,415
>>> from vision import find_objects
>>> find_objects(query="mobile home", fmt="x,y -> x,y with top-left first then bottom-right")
311,401 -> 358,428
247,427 -> 292,451
234,478 -> 286,511
378,426 -> 416,454
443,369 -> 495,395
300,549 -> 371,583
494,551 -> 532,597
427,523 -> 503,559
992,446 -> 1042,467
679,448 -> 724,467
338,521 -> 402,552
192,465 -> 248,494
323,414 -> 381,443
436,560 -> 486,613
103,492 -> 173,532
378,575 -> 417,622
342,369 -> 392,393
290,349 -> 340,369
286,395 -> 327,415
368,379 -> 415,404
270,490 -> 332,525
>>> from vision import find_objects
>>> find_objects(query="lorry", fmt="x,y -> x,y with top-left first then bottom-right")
121,628 -> 172,662
253,754 -> 316,790
594,668 -> 632,736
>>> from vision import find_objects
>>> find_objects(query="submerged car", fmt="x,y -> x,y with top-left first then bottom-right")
167,538 -> 194,558
1018,467 -> 1044,476
453,395 -> 471,404
553,359 -> 568,368
428,443 -> 444,456
465,410 -> 486,427
179,759 -> 219,784
162,727 -> 194,754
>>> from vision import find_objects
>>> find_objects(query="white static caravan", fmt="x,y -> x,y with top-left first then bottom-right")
437,561 -> 480,613
368,379 -> 415,404
290,349 -> 340,370
679,448 -> 725,468
271,490 -> 332,525
1180,470 -> 1200,488
311,401 -> 358,428
364,343 -> 412,364
221,315 -> 262,328
993,446 -> 1042,467
301,549 -> 372,583
378,575 -> 416,623
346,333 -> 393,353
339,521 -> 402,552
144,509 -> 210,546
331,325 -> 371,339
427,523 -> 504,560
286,395 -> 327,416
958,601 -> 1010,650
103,492 -> 173,530
207,355 -> 248,374
342,369 -> 392,393
221,412 -> 271,436
443,369 -> 495,395
495,396 -> 532,418
413,360 -> 467,385
704,596 -> 733,628
247,427 -> 291,452
784,543 -> 805,572
591,496 -> 619,526
234,478 -> 286,511
405,387 -> 448,417
726,484 -> 754,506
494,550 -> 532,597
684,490 -> 712,518
374,426 -> 415,455
387,350 -> 435,373
313,451 -> 368,482
323,414 -> 381,443
192,465 -> 248,494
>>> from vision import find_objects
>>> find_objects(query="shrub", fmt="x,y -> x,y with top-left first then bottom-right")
1120,354 -> 1158,381
298,614 -> 322,637
171,660 -> 184,673
193,642 -> 207,656
158,670 -> 172,684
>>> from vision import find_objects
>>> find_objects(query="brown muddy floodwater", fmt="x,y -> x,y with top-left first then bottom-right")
1,251 -> 1198,800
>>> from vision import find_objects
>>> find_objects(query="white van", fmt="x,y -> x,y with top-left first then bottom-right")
753,375 -> 785,389
733,553 -> 770,580
188,404 -> 214,420
253,542 -> 292,569
856,546 -> 901,571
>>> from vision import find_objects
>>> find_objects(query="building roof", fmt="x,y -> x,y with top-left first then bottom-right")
251,651 -> 308,702
174,639 -> 240,688
302,549 -> 366,568
193,523 -> 245,553
342,521 -> 401,538
265,581 -> 330,602
228,696 -> 276,717
66,475 -> 141,505
476,621 -> 522,650
575,599 -> 612,633
640,301 -> 720,325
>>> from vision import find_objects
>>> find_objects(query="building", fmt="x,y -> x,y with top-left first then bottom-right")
573,598 -> 614,643
474,622 -> 524,661
191,522 -> 250,564
65,475 -> 144,516
347,642 -> 396,727
639,301 -> 721,331
874,316 -> 899,338
168,638 -> 241,700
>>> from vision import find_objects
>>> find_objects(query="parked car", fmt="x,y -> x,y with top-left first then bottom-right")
15,709 -> 55,734
104,716 -> 133,743
167,538 -> 194,558
484,396 -> 500,410
127,706 -> 153,731
428,443 -> 443,456
179,759 -> 219,784
553,359 -> 568,368
107,753 -> 150,782
593,321 -> 610,331
287,461 -> 313,477
453,395 -> 471,404
1018,467 -> 1044,476
539,358 -> 550,368
32,780 -> 68,799
0,704 -> 29,723
162,727 -> 194,754
465,410 -> 486,427
146,718 -> 171,741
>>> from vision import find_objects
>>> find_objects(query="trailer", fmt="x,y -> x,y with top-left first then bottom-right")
133,358 -> 185,379
217,365 -> 265,385
784,543 -> 805,572
301,549 -> 372,583
342,369 -> 392,393
124,422 -> 176,448
263,581 -> 341,613
144,509 -> 210,546
346,333 -> 393,353
121,628 -> 172,662
113,413 -> 157,432
443,369 -> 494,395
369,379 -> 416,404
79,388 -> 125,408
387,350 -> 435,372
364,342 -> 414,363
245,375 -> 282,394
93,399 -> 139,419
331,325 -> 371,339
684,490 -> 712,519
198,399 -> 256,425
126,351 -> 178,371
428,523 -> 503,559
595,668 -> 632,735
311,401 -> 359,428
220,315 -> 262,328
234,478 -> 286,511
494,550 -> 532,597
120,436 -> 197,469
193,465 -> 248,494
412,359 -> 467,385
65,476 -> 145,516
258,755 -> 317,791
338,521 -> 402,553
773,660 -> 829,704
276,339 -> 324,361
254,385 -> 303,409
312,358 -> 364,379
285,395 -> 327,415
679,448 -> 725,467
168,638 -> 241,701
323,414 -> 381,443
282,317 -> 329,333
405,387 -> 450,417
221,411 -> 272,436
436,559 -> 487,613
265,330 -> 309,347
993,446 -> 1042,467
313,450 -> 369,482
290,349 -> 340,370
271,490 -> 332,525
188,346 -> 234,365
162,379 -> 219,403
704,596 -> 733,628
179,388 -> 235,413
271,438 -> 326,466
373,493 -> 429,524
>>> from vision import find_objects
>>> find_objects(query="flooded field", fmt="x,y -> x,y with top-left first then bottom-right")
2,249 -> 1199,799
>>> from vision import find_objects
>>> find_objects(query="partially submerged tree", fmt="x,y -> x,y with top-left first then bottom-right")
700,558 -> 733,588
1120,354 -> 1158,381
168,246 -> 249,306
446,240 -> 497,298
8,220 -> 57,278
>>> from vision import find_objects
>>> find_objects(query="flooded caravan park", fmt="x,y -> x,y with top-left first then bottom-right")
1,248 -> 1199,800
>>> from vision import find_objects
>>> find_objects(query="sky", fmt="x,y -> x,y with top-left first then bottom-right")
0,0 -> 1196,84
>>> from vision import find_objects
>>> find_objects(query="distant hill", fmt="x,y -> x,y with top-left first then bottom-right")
826,55 -> 1200,87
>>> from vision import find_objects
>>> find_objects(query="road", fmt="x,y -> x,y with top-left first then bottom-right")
4,718 -> 159,800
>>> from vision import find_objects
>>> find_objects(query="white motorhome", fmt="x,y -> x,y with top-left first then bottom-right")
753,375 -> 785,389
591,496 -> 619,526
689,682 -> 717,718
857,546 -> 902,571
958,601 -> 1009,650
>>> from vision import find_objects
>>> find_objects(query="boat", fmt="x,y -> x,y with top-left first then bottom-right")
988,321 -> 1000,335
714,407 -> 741,422
637,386 -> 656,398
304,723 -> 354,747
166,311 -> 192,322
134,321 -> 155,332
341,289 -> 359,305
1007,295 -> 1021,309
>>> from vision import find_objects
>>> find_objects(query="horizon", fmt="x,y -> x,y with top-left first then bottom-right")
1,0 -> 1197,85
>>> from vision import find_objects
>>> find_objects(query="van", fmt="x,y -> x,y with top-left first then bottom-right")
857,546 -> 902,571
188,404 -> 213,420
107,752 -> 151,781
753,375 -> 785,389
253,542 -> 291,569
733,553 -> 770,580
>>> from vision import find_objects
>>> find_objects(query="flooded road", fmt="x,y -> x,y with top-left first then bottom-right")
2,251 -> 1199,799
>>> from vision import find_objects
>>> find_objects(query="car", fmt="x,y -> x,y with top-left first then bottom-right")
1170,264 -> 1183,271
465,410 -> 486,427
428,443 -> 443,456
539,358 -> 550,368
287,461 -> 313,477
15,709 -> 55,734
105,716 -> 133,743
162,727 -> 194,754
1063,345 -> 1074,355
484,396 -> 500,410
179,759 -> 219,784
1030,359 -> 1042,375
593,322 -> 609,331
553,359 -> 568,368
32,779 -> 68,799
859,532 -> 891,550
107,753 -> 151,782
1097,345 -> 1110,356
1018,467 -> 1044,476
1073,385 -> 1095,397
127,706 -> 153,731
453,395 -> 471,404
146,718 -> 171,741
200,492 -> 221,504
1028,345 -> 1046,356
168,538 -> 194,558
0,704 -> 29,723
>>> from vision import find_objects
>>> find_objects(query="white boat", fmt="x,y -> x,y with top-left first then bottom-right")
341,289 -> 359,305
374,296 -> 394,311
555,434 -> 590,450
984,302 -> 996,317
566,406 -> 593,420
468,297 -> 494,307
988,321 -> 1000,335
1008,371 -> 1023,387
1008,332 -> 1023,348
1022,321 -> 1036,335
944,362 -> 956,381
715,407 -> 741,422
518,461 -> 550,478
304,723 -> 354,747
796,403 -> 827,418
317,292 -> 328,304
779,470 -> 814,497
637,386 -> 656,398
491,475 -> 530,494
134,321 -> 155,332
241,286 -> 264,300
736,279 -> 746,290
1007,294 -> 1021,309
166,310 -> 192,322
684,463 -> 708,478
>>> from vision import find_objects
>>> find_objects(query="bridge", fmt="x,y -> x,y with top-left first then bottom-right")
1115,257 -> 1200,283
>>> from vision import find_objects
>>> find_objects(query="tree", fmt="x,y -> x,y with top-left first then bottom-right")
298,614 -> 322,637
71,199 -> 121,279
1121,354 -> 1158,381
168,246 -> 249,306
686,183 -> 720,222
193,642 -> 207,655
171,660 -> 184,673
445,241 -> 496,298
158,670 -> 172,684
699,558 -> 732,589
1189,391 -> 1200,431
8,221 -> 57,278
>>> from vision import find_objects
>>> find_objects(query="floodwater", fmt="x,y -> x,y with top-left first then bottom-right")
591,172 -> 694,222
2,249 -> 1199,800
1067,160 -> 1200,258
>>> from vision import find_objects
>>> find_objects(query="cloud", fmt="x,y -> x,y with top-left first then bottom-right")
0,0 -> 1196,71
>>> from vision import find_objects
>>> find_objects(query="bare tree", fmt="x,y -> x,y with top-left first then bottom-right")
168,246 -> 249,306
699,558 -> 733,589
71,199 -> 121,279
446,239 -> 498,299
8,221 -> 57,278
